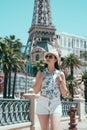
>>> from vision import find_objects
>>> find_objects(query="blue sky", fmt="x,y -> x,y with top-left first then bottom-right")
0,0 -> 87,45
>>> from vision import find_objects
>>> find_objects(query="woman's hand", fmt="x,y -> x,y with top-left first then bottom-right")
36,71 -> 45,81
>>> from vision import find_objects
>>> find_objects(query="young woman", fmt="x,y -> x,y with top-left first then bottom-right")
33,51 -> 68,130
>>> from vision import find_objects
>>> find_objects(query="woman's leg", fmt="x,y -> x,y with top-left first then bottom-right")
37,114 -> 50,130
50,114 -> 61,130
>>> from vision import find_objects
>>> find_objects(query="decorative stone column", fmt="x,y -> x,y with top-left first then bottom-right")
74,98 -> 86,121
24,89 -> 40,130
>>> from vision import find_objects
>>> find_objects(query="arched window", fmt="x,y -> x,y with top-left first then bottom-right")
35,54 -> 39,61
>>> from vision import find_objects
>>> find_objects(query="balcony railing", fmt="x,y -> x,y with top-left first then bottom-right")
1,98 -> 87,128
0,99 -> 30,126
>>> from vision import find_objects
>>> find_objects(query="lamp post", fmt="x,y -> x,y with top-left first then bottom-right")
25,59 -> 28,93
25,56 -> 32,93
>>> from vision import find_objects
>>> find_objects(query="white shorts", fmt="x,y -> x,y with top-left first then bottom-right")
36,96 -> 62,115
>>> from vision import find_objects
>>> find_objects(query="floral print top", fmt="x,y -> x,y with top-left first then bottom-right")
41,68 -> 61,100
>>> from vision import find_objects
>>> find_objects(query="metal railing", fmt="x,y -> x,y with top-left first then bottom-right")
0,99 -> 79,126
62,101 -> 78,117
0,99 -> 30,126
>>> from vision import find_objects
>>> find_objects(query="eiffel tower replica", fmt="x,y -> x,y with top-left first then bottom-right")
24,0 -> 60,62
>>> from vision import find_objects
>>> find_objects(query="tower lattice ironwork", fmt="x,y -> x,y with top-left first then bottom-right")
32,0 -> 53,26
24,0 -> 57,55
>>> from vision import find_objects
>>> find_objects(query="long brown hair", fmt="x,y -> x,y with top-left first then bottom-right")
44,61 -> 60,70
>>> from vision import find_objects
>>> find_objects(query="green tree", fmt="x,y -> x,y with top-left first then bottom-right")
80,50 -> 87,71
66,75 -> 78,100
0,35 -> 24,98
80,50 -> 87,61
62,53 -> 82,99
0,37 -> 9,98
81,71 -> 87,102
32,60 -> 45,76
62,53 -> 82,77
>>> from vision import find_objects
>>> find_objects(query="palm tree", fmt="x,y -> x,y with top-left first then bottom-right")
66,74 -> 79,100
80,50 -> 87,61
12,53 -> 24,98
62,53 -> 82,99
62,53 -> 82,77
0,37 -> 9,98
0,35 -> 24,98
80,50 -> 87,71
81,71 -> 87,102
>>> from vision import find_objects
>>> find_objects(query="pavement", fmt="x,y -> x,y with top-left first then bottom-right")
36,118 -> 87,130
61,118 -> 87,130
0,118 -> 87,130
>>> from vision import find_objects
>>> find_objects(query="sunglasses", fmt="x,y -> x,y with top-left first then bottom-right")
45,55 -> 54,59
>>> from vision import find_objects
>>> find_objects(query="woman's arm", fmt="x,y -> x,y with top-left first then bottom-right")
56,72 -> 68,96
33,71 -> 45,94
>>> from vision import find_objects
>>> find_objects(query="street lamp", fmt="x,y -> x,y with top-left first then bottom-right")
25,56 -> 32,93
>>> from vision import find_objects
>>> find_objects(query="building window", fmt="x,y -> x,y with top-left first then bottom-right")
72,39 -> 75,48
61,37 -> 64,47
68,38 -> 71,48
76,39 -> 79,47
84,41 -> 86,49
64,37 -> 66,47
35,54 -> 39,61
80,40 -> 83,48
